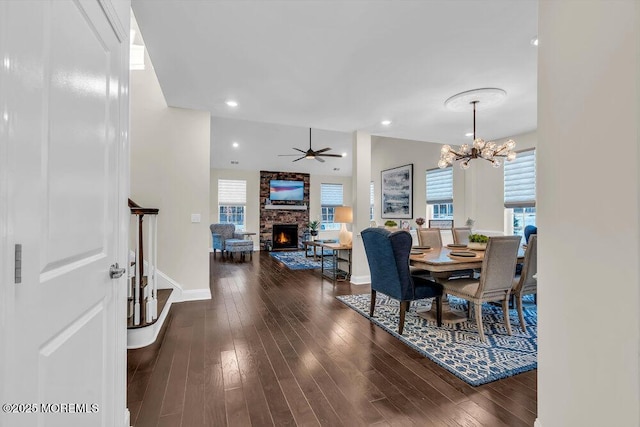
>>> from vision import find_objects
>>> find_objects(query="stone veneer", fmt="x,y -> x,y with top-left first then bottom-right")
259,171 -> 310,249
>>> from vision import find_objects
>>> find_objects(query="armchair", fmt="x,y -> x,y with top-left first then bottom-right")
361,228 -> 443,334
210,223 -> 243,258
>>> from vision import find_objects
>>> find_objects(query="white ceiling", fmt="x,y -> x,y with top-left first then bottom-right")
132,0 -> 538,173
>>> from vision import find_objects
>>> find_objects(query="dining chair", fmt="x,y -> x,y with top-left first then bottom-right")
512,234 -> 537,333
442,236 -> 521,342
361,227 -> 443,334
452,227 -> 472,245
417,228 -> 442,247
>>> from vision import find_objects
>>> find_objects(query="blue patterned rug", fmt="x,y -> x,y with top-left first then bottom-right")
270,251 -> 334,270
336,293 -> 537,386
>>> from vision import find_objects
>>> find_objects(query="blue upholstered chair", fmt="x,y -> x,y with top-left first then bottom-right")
524,225 -> 538,244
210,224 -> 243,258
361,228 -> 443,334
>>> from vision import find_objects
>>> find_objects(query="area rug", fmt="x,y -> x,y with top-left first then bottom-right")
270,251 -> 334,270
336,293 -> 537,386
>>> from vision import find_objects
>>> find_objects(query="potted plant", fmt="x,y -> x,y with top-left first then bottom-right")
415,217 -> 425,228
308,220 -> 320,239
468,233 -> 489,250
384,220 -> 398,230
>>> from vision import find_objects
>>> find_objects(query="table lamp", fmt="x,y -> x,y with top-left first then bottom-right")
334,206 -> 353,245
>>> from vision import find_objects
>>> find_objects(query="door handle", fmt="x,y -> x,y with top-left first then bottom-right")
109,263 -> 126,279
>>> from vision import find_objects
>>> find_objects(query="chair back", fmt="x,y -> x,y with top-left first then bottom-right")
452,227 -> 472,245
514,234 -> 537,295
210,223 -> 235,240
477,236 -> 521,297
361,228 -> 414,301
524,225 -> 538,243
417,228 -> 442,247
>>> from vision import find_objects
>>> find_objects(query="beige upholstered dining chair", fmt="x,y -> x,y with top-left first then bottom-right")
512,234 -> 537,333
452,227 -> 472,245
442,236 -> 521,342
417,228 -> 442,247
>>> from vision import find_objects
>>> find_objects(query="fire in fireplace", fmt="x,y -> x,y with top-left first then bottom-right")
272,224 -> 298,250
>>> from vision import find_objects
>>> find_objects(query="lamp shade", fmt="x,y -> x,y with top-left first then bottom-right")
334,206 -> 353,223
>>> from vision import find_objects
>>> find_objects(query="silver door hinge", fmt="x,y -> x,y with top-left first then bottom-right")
15,244 -> 21,284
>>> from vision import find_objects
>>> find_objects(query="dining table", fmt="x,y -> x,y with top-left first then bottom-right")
409,244 -> 525,324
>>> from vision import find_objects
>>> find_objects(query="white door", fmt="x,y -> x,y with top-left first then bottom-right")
0,1 -> 130,426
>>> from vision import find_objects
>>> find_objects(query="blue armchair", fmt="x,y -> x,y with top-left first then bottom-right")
361,227 -> 443,334
524,225 -> 538,244
210,224 -> 243,258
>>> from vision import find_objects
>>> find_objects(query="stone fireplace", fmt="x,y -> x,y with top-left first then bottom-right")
272,224 -> 298,250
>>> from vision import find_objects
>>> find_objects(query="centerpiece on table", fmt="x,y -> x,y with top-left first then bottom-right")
468,233 -> 489,250
384,220 -> 398,230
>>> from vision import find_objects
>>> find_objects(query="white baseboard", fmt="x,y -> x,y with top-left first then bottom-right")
350,274 -> 371,285
534,419 -> 541,427
156,270 -> 211,302
124,408 -> 130,427
180,288 -> 212,302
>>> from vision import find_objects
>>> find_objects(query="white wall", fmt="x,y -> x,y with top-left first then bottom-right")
537,1 -> 639,426
130,51 -> 211,294
371,132 -> 536,235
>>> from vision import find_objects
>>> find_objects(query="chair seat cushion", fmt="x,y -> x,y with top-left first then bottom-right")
411,275 -> 443,299
443,278 -> 480,299
225,239 -> 253,252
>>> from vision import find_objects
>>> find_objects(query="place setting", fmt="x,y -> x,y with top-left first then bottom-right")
411,245 -> 432,255
447,250 -> 479,260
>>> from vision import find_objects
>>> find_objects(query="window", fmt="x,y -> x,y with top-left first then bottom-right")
369,181 -> 375,221
320,183 -> 343,231
218,179 -> 246,231
504,149 -> 536,236
426,168 -> 453,220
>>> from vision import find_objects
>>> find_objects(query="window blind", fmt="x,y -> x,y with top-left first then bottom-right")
218,179 -> 247,204
370,181 -> 374,205
504,149 -> 536,208
321,183 -> 343,206
426,167 -> 453,204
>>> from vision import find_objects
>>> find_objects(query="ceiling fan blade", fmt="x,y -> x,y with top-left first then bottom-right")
315,156 -> 325,163
314,147 -> 332,154
293,147 -> 306,153
317,153 -> 343,158
292,156 -> 306,162
278,154 -> 305,156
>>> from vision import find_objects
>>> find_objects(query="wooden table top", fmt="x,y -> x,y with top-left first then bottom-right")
410,245 -> 525,273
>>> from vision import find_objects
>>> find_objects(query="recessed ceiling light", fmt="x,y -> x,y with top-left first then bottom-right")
342,152 -> 347,157
232,142 -> 239,148
381,120 -> 392,126
465,132 -> 474,137
531,37 -> 538,46
225,100 -> 238,107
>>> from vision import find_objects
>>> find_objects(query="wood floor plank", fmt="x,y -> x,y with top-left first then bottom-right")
127,252 -> 537,426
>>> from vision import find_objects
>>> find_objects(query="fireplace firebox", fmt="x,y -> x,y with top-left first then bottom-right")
272,224 -> 298,250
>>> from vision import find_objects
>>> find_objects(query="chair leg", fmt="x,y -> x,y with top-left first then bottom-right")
369,290 -> 377,317
516,294 -> 527,333
399,300 -> 410,335
435,296 -> 442,327
502,297 -> 513,336
474,302 -> 486,342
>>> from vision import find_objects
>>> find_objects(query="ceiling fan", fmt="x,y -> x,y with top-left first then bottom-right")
278,128 -> 343,162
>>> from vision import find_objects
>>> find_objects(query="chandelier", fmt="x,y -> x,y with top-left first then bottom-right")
439,89 -> 517,170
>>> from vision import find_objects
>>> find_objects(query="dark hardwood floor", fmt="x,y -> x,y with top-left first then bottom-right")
127,251 -> 537,426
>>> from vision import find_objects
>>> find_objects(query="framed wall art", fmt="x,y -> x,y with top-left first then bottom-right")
381,164 -> 413,219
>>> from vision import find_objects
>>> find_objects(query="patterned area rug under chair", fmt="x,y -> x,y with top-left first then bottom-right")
336,293 -> 537,386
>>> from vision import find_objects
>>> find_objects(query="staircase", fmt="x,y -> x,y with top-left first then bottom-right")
127,199 -> 173,348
